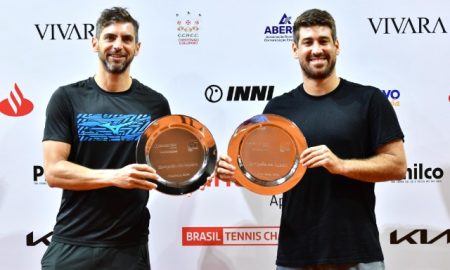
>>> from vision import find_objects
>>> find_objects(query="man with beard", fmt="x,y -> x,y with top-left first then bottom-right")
216,9 -> 407,270
41,7 -> 170,270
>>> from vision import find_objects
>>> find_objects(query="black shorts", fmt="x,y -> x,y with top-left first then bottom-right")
41,241 -> 150,270
276,261 -> 385,270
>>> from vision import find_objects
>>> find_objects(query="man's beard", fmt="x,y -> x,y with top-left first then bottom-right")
300,54 -> 336,80
99,53 -> 133,74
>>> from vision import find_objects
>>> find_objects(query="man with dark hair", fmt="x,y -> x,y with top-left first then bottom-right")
216,8 -> 407,270
41,7 -> 170,270
95,7 -> 140,42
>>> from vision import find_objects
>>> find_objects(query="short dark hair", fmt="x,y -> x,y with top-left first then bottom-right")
95,7 -> 140,42
293,9 -> 337,44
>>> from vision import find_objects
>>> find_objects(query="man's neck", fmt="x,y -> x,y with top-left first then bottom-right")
302,73 -> 340,96
94,68 -> 132,93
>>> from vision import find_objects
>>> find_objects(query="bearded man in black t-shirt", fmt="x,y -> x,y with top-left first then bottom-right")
41,7 -> 170,270
216,9 -> 407,270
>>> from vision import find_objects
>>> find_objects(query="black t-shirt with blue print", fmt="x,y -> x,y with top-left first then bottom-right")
43,77 -> 171,247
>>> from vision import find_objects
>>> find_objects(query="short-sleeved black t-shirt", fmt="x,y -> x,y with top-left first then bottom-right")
263,79 -> 404,267
43,77 -> 171,247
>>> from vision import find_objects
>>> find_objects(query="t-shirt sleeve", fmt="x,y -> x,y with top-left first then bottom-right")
262,97 -> 277,114
43,87 -> 73,143
368,88 -> 404,150
161,95 -> 171,116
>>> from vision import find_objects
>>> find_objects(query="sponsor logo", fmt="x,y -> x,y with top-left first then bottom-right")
176,12 -> 201,45
0,83 -> 34,117
35,23 -> 95,40
203,175 -> 237,189
182,226 -> 279,246
264,14 -> 293,42
269,195 -> 283,209
381,89 -> 400,107
204,85 -> 274,103
391,163 -> 444,184
204,85 -> 223,103
390,229 -> 450,244
33,165 -> 46,185
368,17 -> 447,34
77,114 -> 150,142
26,231 -> 53,246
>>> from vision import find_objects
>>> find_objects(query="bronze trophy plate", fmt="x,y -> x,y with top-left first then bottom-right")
136,115 -> 217,195
228,114 -> 307,195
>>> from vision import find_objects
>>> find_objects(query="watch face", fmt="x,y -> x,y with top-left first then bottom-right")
228,114 -> 308,195
136,114 -> 217,195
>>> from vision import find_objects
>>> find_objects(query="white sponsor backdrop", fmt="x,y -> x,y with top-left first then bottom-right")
0,0 -> 449,269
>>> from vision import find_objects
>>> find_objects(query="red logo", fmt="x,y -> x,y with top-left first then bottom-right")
182,226 -> 279,246
0,83 -> 34,117
201,175 -> 239,190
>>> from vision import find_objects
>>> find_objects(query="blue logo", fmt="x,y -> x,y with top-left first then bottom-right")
381,89 -> 401,107
264,14 -> 293,42
77,114 -> 151,141
279,14 -> 291,25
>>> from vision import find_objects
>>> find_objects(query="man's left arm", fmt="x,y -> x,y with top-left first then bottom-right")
300,139 -> 407,182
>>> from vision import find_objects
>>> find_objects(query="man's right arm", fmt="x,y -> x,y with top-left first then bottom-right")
43,140 -> 158,191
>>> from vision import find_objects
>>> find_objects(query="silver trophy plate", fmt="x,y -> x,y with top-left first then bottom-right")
136,115 -> 217,195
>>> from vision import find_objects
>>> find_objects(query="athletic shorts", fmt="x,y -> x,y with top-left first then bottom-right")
276,261 -> 385,270
41,241 -> 150,270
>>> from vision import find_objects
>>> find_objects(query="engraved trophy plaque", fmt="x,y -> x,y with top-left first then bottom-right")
136,115 -> 217,195
228,114 -> 308,195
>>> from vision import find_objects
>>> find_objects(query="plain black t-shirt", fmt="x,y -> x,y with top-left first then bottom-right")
43,77 -> 171,247
263,79 -> 404,267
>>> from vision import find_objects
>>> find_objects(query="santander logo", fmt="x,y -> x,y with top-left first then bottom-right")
0,83 -> 34,117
